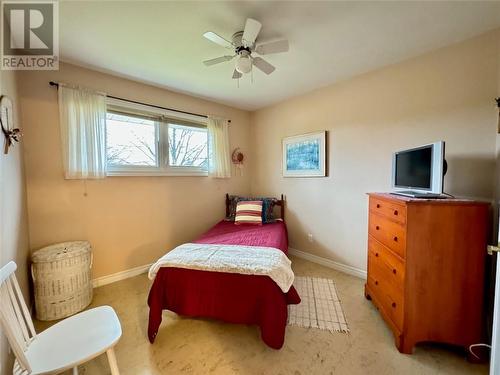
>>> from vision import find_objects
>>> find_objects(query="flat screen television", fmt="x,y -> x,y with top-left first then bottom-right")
392,141 -> 445,198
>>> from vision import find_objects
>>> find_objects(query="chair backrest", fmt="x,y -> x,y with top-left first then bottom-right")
0,261 -> 37,373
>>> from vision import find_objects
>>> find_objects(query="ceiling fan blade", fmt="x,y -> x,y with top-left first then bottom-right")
232,69 -> 242,79
253,57 -> 275,75
203,31 -> 233,49
255,40 -> 289,55
203,55 -> 234,66
242,18 -> 262,47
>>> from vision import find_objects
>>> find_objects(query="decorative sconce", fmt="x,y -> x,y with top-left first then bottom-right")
231,148 -> 245,176
1,95 -> 21,154
496,97 -> 500,134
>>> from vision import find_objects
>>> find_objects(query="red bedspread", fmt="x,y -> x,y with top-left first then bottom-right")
147,220 -> 300,349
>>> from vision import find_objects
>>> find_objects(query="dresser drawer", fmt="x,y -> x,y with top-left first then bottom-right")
368,236 -> 405,288
368,236 -> 405,330
369,197 -> 406,225
367,250 -> 404,330
367,274 -> 404,331
369,214 -> 406,259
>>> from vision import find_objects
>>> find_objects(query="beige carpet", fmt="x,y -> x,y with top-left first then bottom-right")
34,256 -> 488,375
288,276 -> 349,333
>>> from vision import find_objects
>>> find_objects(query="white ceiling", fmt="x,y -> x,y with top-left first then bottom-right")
60,1 -> 500,111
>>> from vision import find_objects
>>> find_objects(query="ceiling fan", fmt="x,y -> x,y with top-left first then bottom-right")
203,18 -> 289,79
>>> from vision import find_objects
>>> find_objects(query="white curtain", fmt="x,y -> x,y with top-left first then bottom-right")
207,116 -> 231,178
58,86 -> 107,179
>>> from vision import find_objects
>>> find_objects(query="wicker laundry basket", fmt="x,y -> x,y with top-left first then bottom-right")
31,241 -> 93,321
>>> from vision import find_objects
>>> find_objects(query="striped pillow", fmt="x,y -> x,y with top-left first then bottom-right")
235,200 -> 263,225
225,196 -> 277,224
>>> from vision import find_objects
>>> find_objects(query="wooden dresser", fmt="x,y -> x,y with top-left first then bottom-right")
365,193 -> 489,354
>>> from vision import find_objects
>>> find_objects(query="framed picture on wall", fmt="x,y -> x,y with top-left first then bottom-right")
282,131 -> 326,177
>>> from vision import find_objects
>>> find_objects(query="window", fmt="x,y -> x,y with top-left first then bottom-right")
106,112 -> 158,167
167,123 -> 208,168
105,99 -> 208,176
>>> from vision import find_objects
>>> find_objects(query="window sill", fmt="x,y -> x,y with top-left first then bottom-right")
106,170 -> 209,177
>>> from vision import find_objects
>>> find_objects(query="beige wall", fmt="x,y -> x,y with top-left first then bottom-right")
251,29 -> 500,271
496,34 -> 500,242
17,63 -> 252,279
0,71 -> 30,374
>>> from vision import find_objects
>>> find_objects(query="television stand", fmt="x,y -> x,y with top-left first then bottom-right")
391,191 -> 446,199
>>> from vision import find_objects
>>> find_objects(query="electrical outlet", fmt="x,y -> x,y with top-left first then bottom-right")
307,233 -> 313,243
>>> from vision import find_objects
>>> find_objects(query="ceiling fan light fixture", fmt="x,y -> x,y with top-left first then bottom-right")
202,18 -> 286,81
235,55 -> 252,74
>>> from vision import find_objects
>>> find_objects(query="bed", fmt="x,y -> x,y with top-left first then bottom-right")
147,194 -> 300,349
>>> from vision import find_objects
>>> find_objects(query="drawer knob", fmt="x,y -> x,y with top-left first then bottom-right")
375,280 -> 379,286
393,236 -> 398,242
392,302 -> 396,308
394,210 -> 398,216
375,252 -> 379,257
376,226 -> 380,230
376,204 -> 381,208
392,269 -> 397,274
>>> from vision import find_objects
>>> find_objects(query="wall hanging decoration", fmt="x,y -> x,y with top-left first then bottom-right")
231,148 -> 245,176
282,131 -> 326,177
0,95 -> 21,154
496,97 -> 500,134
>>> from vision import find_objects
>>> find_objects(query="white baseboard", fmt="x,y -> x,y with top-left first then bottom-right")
288,247 -> 367,280
92,263 -> 152,288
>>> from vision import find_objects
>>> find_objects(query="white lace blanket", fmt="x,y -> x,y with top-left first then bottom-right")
148,243 -> 294,293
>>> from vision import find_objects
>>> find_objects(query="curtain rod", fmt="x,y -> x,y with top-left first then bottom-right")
48,81 -> 231,123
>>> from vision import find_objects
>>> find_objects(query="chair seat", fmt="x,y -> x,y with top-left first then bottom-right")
15,306 -> 122,375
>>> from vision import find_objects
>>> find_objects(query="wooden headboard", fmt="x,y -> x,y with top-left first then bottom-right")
225,194 -> 285,221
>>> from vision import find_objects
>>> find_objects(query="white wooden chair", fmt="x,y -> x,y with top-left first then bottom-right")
0,261 -> 122,375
